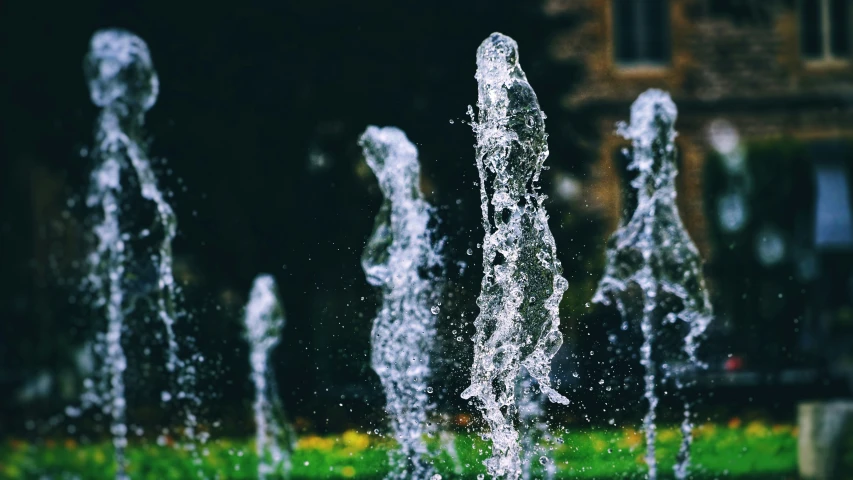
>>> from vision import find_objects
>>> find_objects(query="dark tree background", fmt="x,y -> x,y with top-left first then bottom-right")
0,0 -> 601,435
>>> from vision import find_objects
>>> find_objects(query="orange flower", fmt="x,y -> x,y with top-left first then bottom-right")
454,414 -> 472,427
620,429 -> 643,449
771,424 -> 791,434
64,439 -> 78,450
727,417 -> 742,429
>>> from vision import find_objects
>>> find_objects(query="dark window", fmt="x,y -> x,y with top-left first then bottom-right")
801,0 -> 822,57
612,0 -> 671,65
800,0 -> 852,59
830,0 -> 851,56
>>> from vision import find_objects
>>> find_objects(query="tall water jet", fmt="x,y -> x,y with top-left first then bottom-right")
360,126 -> 443,480
243,274 -> 293,479
79,28 -> 195,478
461,33 -> 569,480
592,89 -> 713,480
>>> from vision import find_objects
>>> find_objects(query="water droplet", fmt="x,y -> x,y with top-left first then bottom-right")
426,387 -> 434,393
539,456 -> 549,465
431,305 -> 440,315
466,248 -> 473,255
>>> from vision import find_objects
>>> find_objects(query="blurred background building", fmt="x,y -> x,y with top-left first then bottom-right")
545,0 -> 853,394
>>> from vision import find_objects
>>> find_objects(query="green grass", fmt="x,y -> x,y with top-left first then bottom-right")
0,422 -> 798,479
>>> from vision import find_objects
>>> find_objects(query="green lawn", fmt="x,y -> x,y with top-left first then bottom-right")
0,422 -> 798,479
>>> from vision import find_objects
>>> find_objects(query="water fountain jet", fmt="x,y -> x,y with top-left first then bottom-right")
360,125 -> 443,480
243,274 -> 293,480
79,28 -> 196,479
593,89 -> 713,480
461,33 -> 569,480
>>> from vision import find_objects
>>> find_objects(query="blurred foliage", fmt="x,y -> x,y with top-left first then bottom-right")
0,422 -> 797,479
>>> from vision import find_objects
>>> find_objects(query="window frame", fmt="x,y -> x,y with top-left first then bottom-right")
799,0 -> 853,64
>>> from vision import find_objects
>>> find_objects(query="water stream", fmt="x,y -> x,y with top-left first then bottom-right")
461,33 -> 569,480
243,274 -> 293,479
593,89 -> 714,480
360,126 -> 444,480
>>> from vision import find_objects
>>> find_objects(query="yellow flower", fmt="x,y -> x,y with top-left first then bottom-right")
342,430 -> 370,451
341,466 -> 356,477
694,423 -> 716,439
297,435 -> 335,451
745,421 -> 770,438
658,429 -> 677,442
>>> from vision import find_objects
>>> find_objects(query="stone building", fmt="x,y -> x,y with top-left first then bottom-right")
545,0 -> 853,379
547,0 -> 853,253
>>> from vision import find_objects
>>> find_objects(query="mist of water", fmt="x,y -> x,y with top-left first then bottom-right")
461,33 -> 569,480
360,126 -> 443,480
593,89 -> 713,480
244,274 -> 293,479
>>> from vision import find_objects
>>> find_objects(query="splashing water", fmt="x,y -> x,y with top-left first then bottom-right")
592,89 -> 713,480
461,33 -> 569,480
244,274 -> 293,479
516,375 -> 555,480
360,126 -> 443,480
439,431 -> 463,476
80,28 -> 196,478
